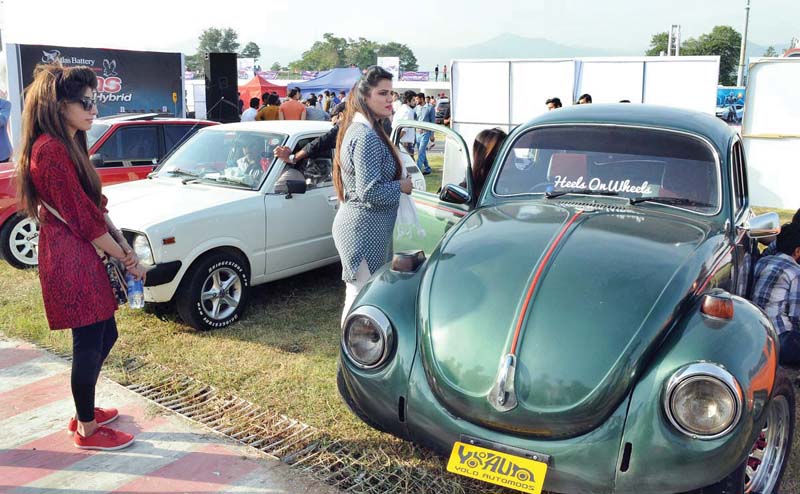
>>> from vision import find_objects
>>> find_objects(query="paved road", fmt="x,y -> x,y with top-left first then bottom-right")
0,337 -> 340,494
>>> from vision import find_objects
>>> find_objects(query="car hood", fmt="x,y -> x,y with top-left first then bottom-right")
418,200 -> 712,438
104,178 -> 257,231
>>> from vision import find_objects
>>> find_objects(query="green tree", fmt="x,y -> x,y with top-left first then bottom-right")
345,38 -> 380,68
378,42 -> 418,71
185,53 -> 204,74
681,25 -> 741,86
763,46 -> 778,57
240,42 -> 261,60
291,33 -> 347,71
197,26 -> 240,55
270,62 -> 282,71
645,32 -> 669,56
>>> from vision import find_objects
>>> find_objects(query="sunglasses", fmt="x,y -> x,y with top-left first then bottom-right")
72,95 -> 97,111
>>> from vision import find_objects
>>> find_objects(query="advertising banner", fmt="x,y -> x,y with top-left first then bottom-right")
302,71 -> 320,80
716,86 -> 745,106
237,57 -> 255,80
12,44 -> 184,119
377,56 -> 400,81
257,70 -> 279,80
402,71 -> 429,81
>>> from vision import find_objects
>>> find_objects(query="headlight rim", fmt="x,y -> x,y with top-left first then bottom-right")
342,305 -> 394,370
131,233 -> 155,265
664,362 -> 743,440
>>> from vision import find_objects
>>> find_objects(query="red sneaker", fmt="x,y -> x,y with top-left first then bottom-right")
74,426 -> 134,451
67,407 -> 119,433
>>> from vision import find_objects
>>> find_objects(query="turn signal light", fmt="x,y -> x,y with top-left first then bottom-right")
391,250 -> 426,273
701,292 -> 734,320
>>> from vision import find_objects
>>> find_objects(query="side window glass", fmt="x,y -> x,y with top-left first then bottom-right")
731,141 -> 746,217
97,126 -> 159,164
394,126 -> 467,195
164,125 -> 198,154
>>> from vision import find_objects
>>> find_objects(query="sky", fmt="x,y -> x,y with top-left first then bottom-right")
1,0 -> 798,68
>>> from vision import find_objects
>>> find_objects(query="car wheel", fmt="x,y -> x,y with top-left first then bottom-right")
0,213 -> 39,269
695,369 -> 795,494
336,361 -> 389,433
176,252 -> 249,331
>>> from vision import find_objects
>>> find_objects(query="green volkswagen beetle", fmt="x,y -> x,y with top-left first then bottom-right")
338,105 -> 795,494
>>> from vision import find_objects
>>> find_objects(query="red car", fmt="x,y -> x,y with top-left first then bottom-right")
0,114 -> 217,269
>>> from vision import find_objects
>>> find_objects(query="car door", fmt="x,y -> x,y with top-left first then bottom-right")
263,133 -> 339,276
391,120 -> 473,255
730,138 -> 755,298
94,124 -> 160,184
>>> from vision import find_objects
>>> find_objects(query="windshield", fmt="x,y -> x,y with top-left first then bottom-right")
493,125 -> 720,214
87,123 -> 110,149
156,129 -> 287,190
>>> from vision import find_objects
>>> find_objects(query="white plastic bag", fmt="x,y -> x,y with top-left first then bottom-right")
396,168 -> 425,239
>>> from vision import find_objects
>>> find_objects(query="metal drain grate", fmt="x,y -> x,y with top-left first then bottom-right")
34,340 -> 523,494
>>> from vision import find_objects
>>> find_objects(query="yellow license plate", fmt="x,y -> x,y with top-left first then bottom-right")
446,441 -> 548,494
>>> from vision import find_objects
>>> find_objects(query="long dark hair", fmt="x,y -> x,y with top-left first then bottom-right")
333,66 -> 402,201
472,128 -> 507,196
16,64 -> 100,220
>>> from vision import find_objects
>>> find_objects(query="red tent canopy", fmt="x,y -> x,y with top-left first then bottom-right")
238,76 -> 287,106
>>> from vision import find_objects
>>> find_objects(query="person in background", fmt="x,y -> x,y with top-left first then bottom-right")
256,93 -> 280,121
323,91 -> 333,112
392,90 -> 418,160
240,97 -> 259,122
415,92 -> 435,174
763,209 -> 800,256
305,96 -> 330,121
435,64 -> 440,81
280,87 -> 306,120
471,128 -> 507,198
15,64 -> 147,451
274,102 -> 349,166
442,64 -> 448,81
752,222 -> 800,366
317,93 -> 325,109
337,91 -> 346,104
0,90 -> 12,162
237,92 -> 244,115
391,91 -> 402,114
332,66 -> 412,323
546,97 -> 562,110
577,93 -> 592,104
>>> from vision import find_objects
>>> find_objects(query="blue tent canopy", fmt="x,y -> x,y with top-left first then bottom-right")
290,68 -> 362,96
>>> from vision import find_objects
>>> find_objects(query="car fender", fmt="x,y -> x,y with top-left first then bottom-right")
614,294 -> 777,493
339,264 -> 423,439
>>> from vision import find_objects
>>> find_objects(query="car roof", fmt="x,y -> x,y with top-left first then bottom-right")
209,120 -> 333,134
522,104 -> 736,152
97,113 -> 215,125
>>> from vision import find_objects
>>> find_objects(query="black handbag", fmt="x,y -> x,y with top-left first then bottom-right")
40,201 -> 128,306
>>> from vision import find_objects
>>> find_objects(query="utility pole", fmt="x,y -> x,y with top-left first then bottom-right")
736,0 -> 751,86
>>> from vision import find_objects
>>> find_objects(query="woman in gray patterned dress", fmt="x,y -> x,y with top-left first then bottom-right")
332,66 -> 413,322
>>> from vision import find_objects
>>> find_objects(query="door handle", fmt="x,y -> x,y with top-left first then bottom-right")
327,196 -> 339,209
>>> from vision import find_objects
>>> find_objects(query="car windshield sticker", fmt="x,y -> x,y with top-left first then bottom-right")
553,176 -> 654,195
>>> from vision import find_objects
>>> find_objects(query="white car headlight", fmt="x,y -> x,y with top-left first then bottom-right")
664,363 -> 743,439
342,306 -> 394,369
132,234 -> 154,265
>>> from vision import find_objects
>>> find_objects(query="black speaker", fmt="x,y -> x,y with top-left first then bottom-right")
204,53 -> 240,123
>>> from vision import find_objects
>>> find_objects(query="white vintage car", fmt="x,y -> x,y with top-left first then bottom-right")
105,120 -> 426,330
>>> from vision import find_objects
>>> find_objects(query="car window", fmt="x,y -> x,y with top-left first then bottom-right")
157,129 -> 286,190
87,123 -> 110,149
164,124 -> 203,154
493,126 -> 720,214
292,136 -> 333,190
731,140 -> 748,218
97,126 -> 159,164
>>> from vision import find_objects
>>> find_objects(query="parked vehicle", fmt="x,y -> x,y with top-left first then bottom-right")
340,105 -> 795,494
104,120 -> 426,331
0,114 -> 216,269
715,103 -> 744,122
434,98 -> 450,125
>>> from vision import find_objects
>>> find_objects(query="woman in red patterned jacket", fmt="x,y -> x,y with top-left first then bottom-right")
15,64 -> 147,450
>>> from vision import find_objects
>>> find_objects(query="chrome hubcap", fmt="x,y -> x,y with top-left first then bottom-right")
745,395 -> 790,493
200,267 -> 242,320
9,218 -> 39,266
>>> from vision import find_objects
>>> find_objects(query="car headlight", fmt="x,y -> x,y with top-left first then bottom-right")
664,363 -> 743,439
132,234 -> 154,265
342,306 -> 394,369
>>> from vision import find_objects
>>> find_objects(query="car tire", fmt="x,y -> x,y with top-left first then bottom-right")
336,361 -> 389,434
0,213 -> 39,269
694,369 -> 795,494
176,252 -> 249,331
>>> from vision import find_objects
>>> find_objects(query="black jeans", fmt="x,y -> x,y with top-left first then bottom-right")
71,317 -> 118,422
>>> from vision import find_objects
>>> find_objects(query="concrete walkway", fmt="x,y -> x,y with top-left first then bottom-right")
0,338 -> 340,494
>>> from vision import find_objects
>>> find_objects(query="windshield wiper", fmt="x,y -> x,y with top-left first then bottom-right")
546,189 -> 620,199
629,196 -> 714,208
181,175 -> 252,187
165,168 -> 200,179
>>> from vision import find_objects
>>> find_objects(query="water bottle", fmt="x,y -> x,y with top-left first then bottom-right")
126,272 -> 145,309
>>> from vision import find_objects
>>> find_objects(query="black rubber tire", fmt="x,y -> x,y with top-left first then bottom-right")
693,369 -> 795,494
0,213 -> 38,269
336,361 -> 389,433
176,252 -> 249,331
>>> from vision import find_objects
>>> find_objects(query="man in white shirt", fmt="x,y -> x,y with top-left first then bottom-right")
240,97 -> 259,122
392,90 -> 418,160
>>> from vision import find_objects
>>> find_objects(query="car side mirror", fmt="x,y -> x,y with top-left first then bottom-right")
439,184 -> 470,205
745,212 -> 780,239
89,153 -> 104,168
284,180 -> 307,199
